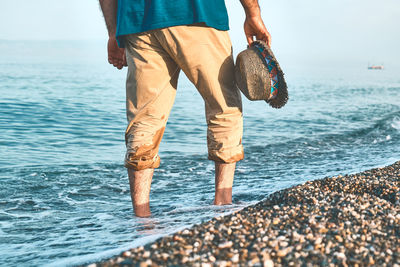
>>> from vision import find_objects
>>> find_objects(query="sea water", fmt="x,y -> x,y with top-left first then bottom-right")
0,40 -> 399,266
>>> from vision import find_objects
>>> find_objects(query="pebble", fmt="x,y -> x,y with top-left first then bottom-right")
122,251 -> 131,257
276,248 -> 288,257
231,253 -> 239,263
263,259 -> 274,267
272,218 -> 280,225
86,161 -> 400,267
218,241 -> 233,249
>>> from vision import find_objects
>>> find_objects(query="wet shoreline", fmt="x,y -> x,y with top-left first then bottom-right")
88,161 -> 399,266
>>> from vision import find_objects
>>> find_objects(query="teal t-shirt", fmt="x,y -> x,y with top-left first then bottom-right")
116,0 -> 229,47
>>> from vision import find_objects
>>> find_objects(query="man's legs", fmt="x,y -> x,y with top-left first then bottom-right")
129,162 -> 235,216
156,25 -> 244,206
124,32 -> 180,217
129,160 -> 236,214
124,25 -> 243,216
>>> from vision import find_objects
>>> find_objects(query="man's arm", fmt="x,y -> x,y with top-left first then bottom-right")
99,0 -> 126,69
239,0 -> 271,46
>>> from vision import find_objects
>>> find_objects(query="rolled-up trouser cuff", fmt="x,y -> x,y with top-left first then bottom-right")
124,125 -> 165,171
208,147 -> 244,163
124,153 -> 161,170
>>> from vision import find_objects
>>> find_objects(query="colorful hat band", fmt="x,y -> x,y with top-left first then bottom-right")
252,43 -> 278,100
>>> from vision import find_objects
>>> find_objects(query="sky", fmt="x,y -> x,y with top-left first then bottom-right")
0,0 -> 399,69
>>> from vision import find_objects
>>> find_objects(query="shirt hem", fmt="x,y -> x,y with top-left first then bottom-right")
116,19 -> 229,48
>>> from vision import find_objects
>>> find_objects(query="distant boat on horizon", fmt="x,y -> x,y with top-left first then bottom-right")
367,63 -> 384,70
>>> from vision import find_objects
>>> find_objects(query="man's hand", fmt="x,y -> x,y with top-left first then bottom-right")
240,0 -> 271,46
100,0 -> 126,69
108,36 -> 127,70
244,15 -> 271,46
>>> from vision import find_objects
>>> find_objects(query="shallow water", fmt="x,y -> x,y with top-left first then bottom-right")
0,40 -> 399,266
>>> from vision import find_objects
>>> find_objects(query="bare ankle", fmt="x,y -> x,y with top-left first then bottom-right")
128,168 -> 154,217
214,187 -> 232,205
134,202 -> 151,217
214,162 -> 235,205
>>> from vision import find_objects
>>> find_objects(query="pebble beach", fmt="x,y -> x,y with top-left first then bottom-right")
87,160 -> 400,267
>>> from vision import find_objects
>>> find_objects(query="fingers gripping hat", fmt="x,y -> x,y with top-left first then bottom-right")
235,40 -> 288,108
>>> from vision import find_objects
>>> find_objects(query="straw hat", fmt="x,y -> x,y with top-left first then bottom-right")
235,40 -> 288,108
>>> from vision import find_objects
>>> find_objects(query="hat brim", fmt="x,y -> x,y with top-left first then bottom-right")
252,40 -> 289,109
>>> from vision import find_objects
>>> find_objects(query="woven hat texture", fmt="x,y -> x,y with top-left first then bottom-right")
235,40 -> 288,108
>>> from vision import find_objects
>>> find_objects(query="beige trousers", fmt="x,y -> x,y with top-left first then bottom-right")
124,24 -> 243,170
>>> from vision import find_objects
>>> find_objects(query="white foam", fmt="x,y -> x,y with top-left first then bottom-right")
391,118 -> 400,130
93,213 -> 114,220
90,185 -> 101,190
